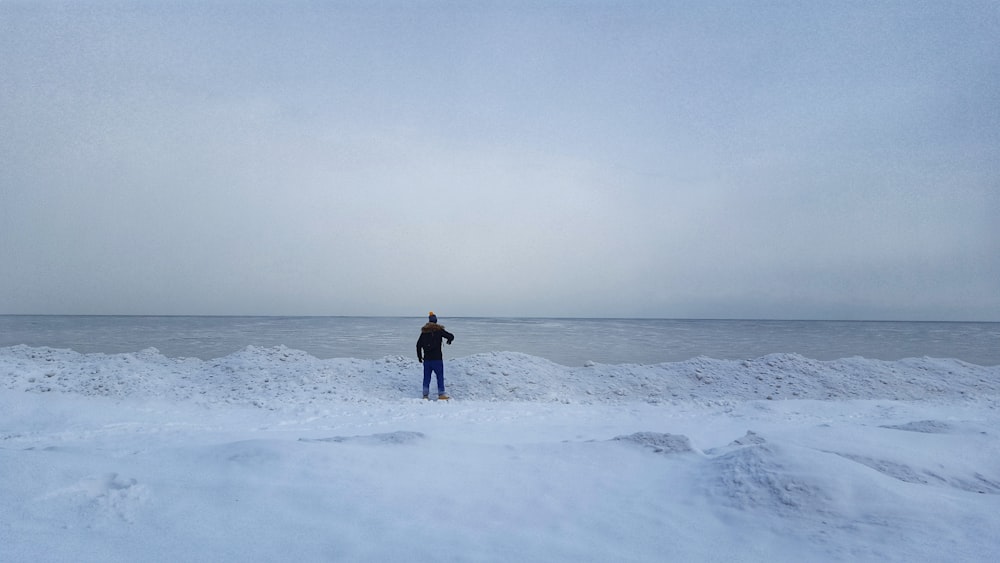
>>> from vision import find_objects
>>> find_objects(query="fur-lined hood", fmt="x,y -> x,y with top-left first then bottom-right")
421,322 -> 446,333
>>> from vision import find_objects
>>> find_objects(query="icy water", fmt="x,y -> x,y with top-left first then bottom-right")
1,316 -> 997,366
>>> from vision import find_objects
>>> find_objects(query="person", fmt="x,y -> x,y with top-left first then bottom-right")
416,311 -> 454,400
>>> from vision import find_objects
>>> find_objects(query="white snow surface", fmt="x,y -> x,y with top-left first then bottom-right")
2,345 -> 1000,562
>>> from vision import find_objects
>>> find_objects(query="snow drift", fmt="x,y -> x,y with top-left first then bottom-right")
2,345 -> 999,562
3,345 -> 998,406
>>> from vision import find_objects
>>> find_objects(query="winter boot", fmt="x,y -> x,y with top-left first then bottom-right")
438,394 -> 450,401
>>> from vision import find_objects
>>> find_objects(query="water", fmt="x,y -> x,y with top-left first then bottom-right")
1,316 -> 998,366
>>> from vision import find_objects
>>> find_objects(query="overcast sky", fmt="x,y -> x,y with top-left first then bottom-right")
2,1 -> 998,320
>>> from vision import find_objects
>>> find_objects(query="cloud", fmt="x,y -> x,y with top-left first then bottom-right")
1,2 -> 998,319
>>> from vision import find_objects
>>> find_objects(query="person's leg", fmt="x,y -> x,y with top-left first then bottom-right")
422,362 -> 432,397
432,361 -> 445,395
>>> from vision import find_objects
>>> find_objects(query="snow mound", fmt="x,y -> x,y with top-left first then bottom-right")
831,452 -> 1000,495
729,430 -> 768,446
612,432 -> 697,455
704,441 -> 838,517
34,472 -> 149,527
3,345 -> 999,407
880,420 -> 953,433
299,431 -> 426,445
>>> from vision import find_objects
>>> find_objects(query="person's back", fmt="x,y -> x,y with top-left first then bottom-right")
418,321 -> 452,360
416,312 -> 454,399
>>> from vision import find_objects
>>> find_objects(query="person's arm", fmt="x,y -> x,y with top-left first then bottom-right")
443,329 -> 455,345
416,334 -> 424,362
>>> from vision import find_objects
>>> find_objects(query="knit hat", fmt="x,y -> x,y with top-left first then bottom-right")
428,311 -> 437,323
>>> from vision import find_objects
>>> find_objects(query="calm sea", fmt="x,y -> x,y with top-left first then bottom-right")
0,316 -> 997,367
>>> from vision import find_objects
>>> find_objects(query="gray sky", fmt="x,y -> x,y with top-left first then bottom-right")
2,1 -> 998,320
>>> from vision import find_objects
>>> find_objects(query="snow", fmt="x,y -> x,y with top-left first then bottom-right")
2,345 -> 999,562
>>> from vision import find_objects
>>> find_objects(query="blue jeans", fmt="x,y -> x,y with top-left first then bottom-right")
422,360 -> 445,396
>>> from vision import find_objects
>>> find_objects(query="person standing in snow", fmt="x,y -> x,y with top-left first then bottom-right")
416,311 -> 455,400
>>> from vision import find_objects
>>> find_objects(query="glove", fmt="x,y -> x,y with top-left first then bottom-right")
418,358 -> 423,363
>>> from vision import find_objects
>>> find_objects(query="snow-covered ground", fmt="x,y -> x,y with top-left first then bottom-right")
3,345 -> 999,562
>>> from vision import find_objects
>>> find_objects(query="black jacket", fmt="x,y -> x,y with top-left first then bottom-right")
416,322 -> 455,362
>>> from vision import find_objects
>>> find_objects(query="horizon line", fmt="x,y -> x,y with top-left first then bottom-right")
1,313 -> 997,324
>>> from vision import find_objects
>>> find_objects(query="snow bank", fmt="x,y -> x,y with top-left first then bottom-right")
3,345 -> 998,407
2,345 -> 1000,562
